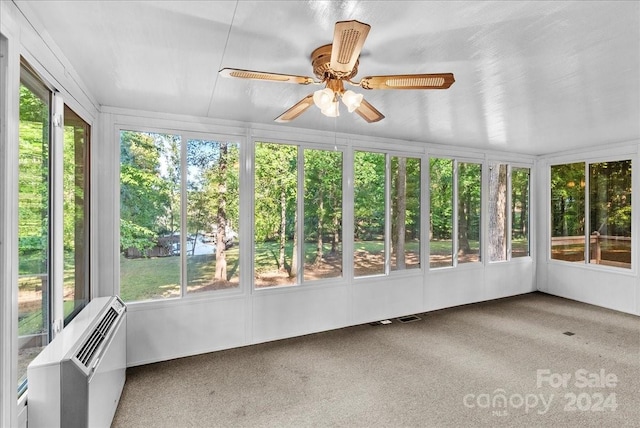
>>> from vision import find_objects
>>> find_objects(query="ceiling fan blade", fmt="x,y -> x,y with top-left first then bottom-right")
354,98 -> 385,123
274,94 -> 315,123
359,73 -> 455,90
219,68 -> 314,85
330,20 -> 371,75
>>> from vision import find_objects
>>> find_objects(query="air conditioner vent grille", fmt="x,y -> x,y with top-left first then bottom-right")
75,307 -> 118,367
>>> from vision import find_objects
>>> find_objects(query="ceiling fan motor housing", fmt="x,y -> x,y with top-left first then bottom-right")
311,44 -> 359,81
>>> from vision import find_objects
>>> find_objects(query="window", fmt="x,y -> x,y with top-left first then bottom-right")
352,151 -> 421,276
511,167 -> 530,258
62,105 -> 90,323
551,162 -> 586,263
487,164 -> 531,261
488,163 -> 508,262
551,160 -> 631,269
303,148 -> 343,281
457,162 -> 482,264
18,63 -> 52,394
254,142 -> 298,287
354,151 -> 386,277
429,158 -> 453,268
120,131 -> 182,301
589,160 -> 631,268
120,131 -> 242,300
187,139 -> 240,292
391,156 -> 420,271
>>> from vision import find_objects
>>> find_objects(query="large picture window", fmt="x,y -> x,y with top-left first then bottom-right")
512,167 -> 530,258
254,142 -> 298,287
303,148 -> 343,281
588,160 -> 631,268
488,164 -> 531,261
551,162 -> 586,263
429,158 -> 453,268
18,64 -> 51,394
551,160 -> 631,269
391,156 -> 420,271
354,151 -> 386,277
120,131 -> 182,301
457,162 -> 482,264
187,140 -> 240,293
120,131 -> 242,300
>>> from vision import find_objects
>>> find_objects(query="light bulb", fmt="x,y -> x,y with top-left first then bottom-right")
313,88 -> 335,110
341,90 -> 363,112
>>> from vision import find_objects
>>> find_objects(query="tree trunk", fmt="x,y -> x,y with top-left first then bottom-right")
488,164 -> 507,261
395,157 -> 407,269
278,183 -> 287,271
458,196 -> 470,254
315,188 -> 324,266
214,143 -> 228,281
330,188 -> 339,254
290,205 -> 298,277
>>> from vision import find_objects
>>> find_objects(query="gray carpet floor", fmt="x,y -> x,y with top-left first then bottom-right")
112,292 -> 639,427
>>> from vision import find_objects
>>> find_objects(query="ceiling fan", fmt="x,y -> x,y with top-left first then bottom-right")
219,20 -> 454,123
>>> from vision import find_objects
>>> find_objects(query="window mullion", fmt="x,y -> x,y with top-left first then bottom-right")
384,154 -> 391,275
584,162 -> 590,265
50,92 -> 64,337
180,134 -> 187,297
453,160 -> 459,267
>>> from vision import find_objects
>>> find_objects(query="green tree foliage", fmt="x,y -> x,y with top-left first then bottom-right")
187,140 -> 240,280
551,162 -> 585,237
18,84 -> 49,274
255,143 -> 297,272
120,131 -> 179,254
589,160 -> 632,236
304,149 -> 342,265
429,158 -> 453,240
391,156 -> 420,269
354,151 -> 385,240
458,162 -> 481,254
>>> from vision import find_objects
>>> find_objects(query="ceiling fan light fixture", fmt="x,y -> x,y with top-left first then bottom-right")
341,89 -> 363,112
321,101 -> 340,117
313,88 -> 335,110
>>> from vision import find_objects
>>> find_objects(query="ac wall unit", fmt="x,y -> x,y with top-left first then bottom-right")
27,296 -> 127,428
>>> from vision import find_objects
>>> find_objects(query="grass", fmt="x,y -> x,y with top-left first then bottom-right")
18,300 -> 76,336
118,238 -> 535,302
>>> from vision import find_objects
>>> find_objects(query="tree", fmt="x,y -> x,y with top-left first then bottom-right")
392,157 -> 407,269
120,131 -> 176,255
488,164 -> 508,261
214,143 -> 228,280
186,140 -> 240,281
304,149 -> 343,268
255,143 -> 297,275
458,163 -> 481,257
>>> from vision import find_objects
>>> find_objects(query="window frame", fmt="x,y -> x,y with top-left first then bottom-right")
548,155 -> 634,272
486,162 -> 533,263
117,125 -> 246,303
14,58 -> 94,398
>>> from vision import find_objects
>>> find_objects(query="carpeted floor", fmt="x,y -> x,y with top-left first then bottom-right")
112,292 -> 639,427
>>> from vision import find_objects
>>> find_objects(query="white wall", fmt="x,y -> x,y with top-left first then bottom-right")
536,142 -> 640,316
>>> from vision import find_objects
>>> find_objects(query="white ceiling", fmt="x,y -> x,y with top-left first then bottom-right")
17,1 -> 640,155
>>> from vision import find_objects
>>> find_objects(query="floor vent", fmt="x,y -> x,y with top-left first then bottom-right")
563,331 -> 575,336
369,319 -> 392,326
397,315 -> 421,323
